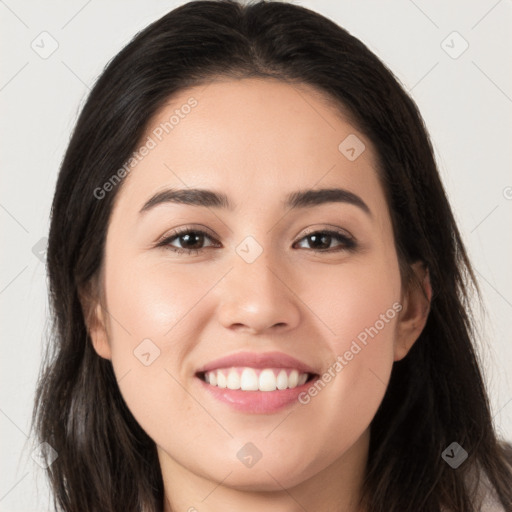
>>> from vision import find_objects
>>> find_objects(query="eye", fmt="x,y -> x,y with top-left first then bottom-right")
156,227 -> 357,255
293,229 -> 356,252
156,227 -> 220,255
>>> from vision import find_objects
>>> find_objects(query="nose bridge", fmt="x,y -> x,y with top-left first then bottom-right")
216,234 -> 301,332
237,239 -> 278,291
232,234 -> 285,304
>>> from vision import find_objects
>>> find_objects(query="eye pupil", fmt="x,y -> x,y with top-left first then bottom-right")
309,233 -> 331,249
162,228 -> 354,255
181,232 -> 203,249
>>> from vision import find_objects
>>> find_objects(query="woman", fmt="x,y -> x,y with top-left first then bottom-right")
31,1 -> 512,510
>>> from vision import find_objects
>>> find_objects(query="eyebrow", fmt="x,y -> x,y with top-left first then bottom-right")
139,187 -> 372,217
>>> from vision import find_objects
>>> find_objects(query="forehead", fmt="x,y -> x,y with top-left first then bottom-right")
113,78 -> 384,217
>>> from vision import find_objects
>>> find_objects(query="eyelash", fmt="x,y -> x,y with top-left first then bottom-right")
156,227 -> 357,255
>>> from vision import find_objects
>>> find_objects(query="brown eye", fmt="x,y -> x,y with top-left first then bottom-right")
158,229 -> 219,255
294,230 -> 356,252
157,228 -> 356,256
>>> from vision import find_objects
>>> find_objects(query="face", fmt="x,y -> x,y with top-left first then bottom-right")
87,78 -> 428,493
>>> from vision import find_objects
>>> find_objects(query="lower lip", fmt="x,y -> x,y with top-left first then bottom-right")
196,375 -> 318,414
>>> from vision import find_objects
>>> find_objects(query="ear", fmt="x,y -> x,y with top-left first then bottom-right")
394,261 -> 432,361
78,282 -> 112,360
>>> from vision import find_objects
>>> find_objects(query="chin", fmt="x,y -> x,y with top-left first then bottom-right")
216,469 -> 308,492
199,455 -> 316,492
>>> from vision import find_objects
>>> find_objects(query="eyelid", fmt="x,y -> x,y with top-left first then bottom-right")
156,224 -> 358,255
155,224 -> 219,245
156,224 -> 354,245
299,224 -> 354,240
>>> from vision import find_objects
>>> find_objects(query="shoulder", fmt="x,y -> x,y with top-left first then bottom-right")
478,487 -> 506,512
468,465 -> 507,512
439,457 -> 510,512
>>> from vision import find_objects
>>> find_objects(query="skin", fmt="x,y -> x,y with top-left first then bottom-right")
85,78 -> 431,512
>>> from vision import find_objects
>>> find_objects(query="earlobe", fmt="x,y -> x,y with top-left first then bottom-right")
394,261 -> 432,361
79,286 -> 112,360
88,302 -> 112,360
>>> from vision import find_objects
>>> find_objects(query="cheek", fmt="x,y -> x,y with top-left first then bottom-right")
99,255 -> 203,423
105,261 -> 194,335
289,253 -> 401,448
309,251 -> 402,356
103,253 -> 213,364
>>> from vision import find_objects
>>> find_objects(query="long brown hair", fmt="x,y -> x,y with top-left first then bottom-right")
31,1 -> 512,510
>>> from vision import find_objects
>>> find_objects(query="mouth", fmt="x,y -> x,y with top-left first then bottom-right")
194,351 -> 321,413
196,367 -> 318,392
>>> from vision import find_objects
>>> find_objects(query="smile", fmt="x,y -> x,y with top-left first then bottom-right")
198,367 -> 312,391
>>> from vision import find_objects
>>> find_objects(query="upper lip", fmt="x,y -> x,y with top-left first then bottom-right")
196,351 -> 319,375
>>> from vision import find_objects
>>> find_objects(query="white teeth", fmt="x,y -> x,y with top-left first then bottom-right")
276,369 -> 288,390
203,367 -> 310,391
227,368 -> 241,390
217,370 -> 227,388
259,369 -> 277,391
288,369 -> 299,388
240,368 -> 259,391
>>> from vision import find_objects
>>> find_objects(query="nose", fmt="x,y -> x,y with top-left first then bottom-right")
215,248 -> 301,335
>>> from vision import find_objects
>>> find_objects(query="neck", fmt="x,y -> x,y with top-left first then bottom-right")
160,429 -> 369,512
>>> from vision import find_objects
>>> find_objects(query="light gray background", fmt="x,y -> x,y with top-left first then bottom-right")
1,0 -> 511,510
